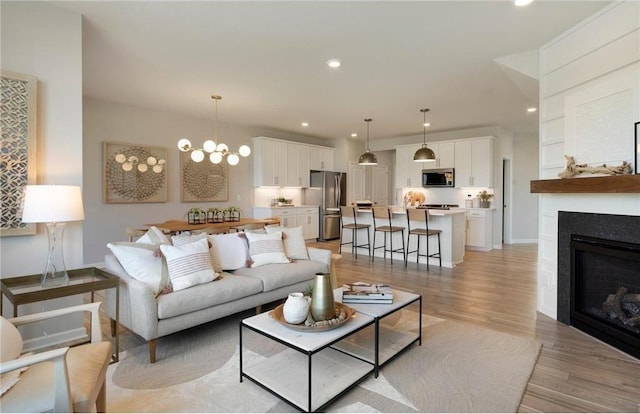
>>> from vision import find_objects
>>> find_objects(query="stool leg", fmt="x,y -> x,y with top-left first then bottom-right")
402,230 -> 406,266
354,228 -> 358,259
367,228 -> 372,258
425,234 -> 430,271
417,234 -> 421,265
372,230 -> 377,262
437,233 -> 442,268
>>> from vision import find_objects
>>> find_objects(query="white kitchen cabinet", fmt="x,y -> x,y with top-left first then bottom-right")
286,143 -> 310,187
454,138 -> 493,188
253,206 -> 319,240
309,146 -> 334,171
296,206 -> 319,240
395,144 -> 423,188
430,142 -> 455,168
465,208 -> 493,251
253,137 -> 287,186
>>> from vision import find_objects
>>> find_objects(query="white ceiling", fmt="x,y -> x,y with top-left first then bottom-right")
54,0 -> 609,141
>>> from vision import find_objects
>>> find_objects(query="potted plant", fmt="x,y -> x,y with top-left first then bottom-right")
478,190 -> 493,208
277,197 -> 286,206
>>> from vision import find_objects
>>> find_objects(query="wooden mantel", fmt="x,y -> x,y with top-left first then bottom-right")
530,175 -> 640,193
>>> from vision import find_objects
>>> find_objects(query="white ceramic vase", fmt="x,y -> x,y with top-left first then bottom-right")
283,292 -> 310,324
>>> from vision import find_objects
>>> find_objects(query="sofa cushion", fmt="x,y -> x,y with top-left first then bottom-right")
137,226 -> 170,245
107,242 -> 168,296
157,273 -> 263,319
245,231 -> 290,267
160,238 -> 218,291
232,260 -> 328,292
208,233 -> 249,271
265,225 -> 309,260
172,233 -> 223,273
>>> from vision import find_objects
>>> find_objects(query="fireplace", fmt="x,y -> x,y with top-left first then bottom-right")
557,212 -> 640,359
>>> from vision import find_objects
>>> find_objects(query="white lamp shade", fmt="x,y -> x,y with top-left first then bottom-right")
22,185 -> 85,223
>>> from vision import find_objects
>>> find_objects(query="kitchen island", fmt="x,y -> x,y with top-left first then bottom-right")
342,207 -> 466,268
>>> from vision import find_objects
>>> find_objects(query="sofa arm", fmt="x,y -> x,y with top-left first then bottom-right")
104,253 -> 159,340
307,247 -> 332,267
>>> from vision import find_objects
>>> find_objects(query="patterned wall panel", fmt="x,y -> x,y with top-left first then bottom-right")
0,71 -> 37,236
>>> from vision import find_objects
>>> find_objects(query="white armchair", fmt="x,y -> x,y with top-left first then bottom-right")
0,302 -> 111,412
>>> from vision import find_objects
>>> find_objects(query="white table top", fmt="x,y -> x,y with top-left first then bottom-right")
242,309 -> 375,352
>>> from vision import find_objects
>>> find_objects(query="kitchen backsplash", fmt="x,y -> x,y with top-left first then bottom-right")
254,187 -> 304,207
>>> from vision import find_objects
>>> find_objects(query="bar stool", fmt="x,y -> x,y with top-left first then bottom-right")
406,208 -> 442,270
372,206 -> 406,265
339,206 -> 371,259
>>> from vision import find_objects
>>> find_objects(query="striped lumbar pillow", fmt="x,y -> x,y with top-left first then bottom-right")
244,231 -> 290,268
160,238 -> 218,291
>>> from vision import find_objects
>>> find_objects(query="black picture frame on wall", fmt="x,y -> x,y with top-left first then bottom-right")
636,121 -> 640,174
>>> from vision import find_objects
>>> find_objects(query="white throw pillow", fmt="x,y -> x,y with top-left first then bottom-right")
160,238 -> 218,291
245,231 -> 290,268
1,316 -> 27,396
107,242 -> 168,296
209,233 -> 250,270
265,225 -> 309,260
137,226 -> 170,245
172,233 -> 223,273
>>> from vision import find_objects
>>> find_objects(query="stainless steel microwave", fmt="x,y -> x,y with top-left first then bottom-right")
422,168 -> 455,188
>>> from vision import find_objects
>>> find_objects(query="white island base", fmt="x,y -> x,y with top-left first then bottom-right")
342,208 -> 466,268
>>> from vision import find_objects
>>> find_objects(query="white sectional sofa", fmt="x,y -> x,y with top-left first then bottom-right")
103,228 -> 331,363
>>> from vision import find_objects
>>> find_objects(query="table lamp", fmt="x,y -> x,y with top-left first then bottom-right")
21,185 -> 85,287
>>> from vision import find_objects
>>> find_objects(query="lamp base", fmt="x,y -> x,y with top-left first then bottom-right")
41,222 -> 70,288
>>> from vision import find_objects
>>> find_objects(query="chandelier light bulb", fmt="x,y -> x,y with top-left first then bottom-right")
210,152 -> 223,164
191,149 -> 205,162
239,145 -> 251,157
177,138 -> 192,152
203,140 -> 216,153
227,153 -> 240,166
216,143 -> 229,153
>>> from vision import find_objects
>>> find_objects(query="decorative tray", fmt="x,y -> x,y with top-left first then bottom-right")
269,302 -> 356,332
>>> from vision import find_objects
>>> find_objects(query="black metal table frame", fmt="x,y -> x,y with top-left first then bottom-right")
367,294 -> 422,377
239,318 -> 376,413
0,267 -> 120,363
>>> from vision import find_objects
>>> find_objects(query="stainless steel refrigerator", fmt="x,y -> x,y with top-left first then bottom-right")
304,170 -> 346,241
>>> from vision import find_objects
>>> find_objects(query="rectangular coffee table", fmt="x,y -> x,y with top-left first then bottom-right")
240,309 -> 376,412
334,288 -> 422,377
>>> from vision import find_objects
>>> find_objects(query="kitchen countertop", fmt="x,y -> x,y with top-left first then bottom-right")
356,207 -> 467,216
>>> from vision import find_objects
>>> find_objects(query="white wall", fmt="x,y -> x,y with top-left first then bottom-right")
83,98 -> 333,263
537,1 -> 640,318
512,132 -> 539,242
0,2 -> 83,278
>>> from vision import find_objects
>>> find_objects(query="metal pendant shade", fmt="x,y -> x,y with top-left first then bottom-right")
414,108 -> 436,162
358,118 -> 378,165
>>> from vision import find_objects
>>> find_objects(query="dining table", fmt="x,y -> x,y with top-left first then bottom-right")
144,217 -> 280,235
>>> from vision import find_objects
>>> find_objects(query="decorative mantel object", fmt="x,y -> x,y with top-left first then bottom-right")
557,155 -> 632,179
1,71 -> 37,237
181,151 -> 229,202
282,292 -> 310,324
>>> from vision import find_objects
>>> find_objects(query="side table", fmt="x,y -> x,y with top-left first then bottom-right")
0,267 -> 120,362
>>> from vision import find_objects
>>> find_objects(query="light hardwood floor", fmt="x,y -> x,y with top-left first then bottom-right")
105,241 -> 640,412
309,240 -> 640,413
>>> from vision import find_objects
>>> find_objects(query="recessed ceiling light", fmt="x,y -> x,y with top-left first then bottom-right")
514,0 -> 534,6
301,122 -> 309,127
326,59 -> 341,69
423,122 -> 431,127
351,133 -> 358,138
527,107 -> 537,113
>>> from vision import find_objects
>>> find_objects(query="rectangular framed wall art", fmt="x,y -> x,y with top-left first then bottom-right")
103,142 -> 168,203
0,71 -> 37,237
180,151 -> 229,202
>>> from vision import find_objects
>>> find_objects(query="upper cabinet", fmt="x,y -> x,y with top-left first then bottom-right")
429,142 -> 455,168
253,137 -> 287,186
254,137 -> 333,187
454,138 -> 493,188
395,144 -> 423,188
286,142 -> 310,187
395,137 -> 494,189
309,146 -> 334,171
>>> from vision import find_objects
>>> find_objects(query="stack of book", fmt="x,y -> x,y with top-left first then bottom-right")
342,282 -> 394,304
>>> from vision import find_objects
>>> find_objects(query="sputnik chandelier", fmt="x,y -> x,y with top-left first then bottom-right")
177,95 -> 251,166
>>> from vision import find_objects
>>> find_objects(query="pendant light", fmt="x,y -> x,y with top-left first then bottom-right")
177,95 -> 251,165
413,108 -> 436,162
358,118 -> 378,165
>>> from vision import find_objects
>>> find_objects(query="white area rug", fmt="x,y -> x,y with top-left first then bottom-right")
107,312 -> 541,412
